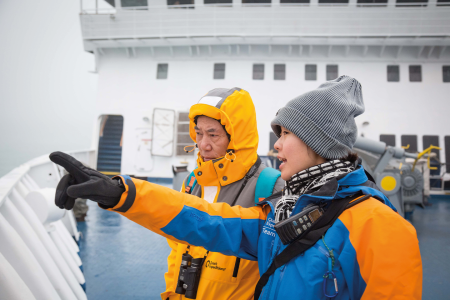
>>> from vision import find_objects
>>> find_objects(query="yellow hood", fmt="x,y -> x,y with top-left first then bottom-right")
188,88 -> 258,187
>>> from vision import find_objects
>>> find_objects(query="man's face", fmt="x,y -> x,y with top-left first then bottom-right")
194,116 -> 230,162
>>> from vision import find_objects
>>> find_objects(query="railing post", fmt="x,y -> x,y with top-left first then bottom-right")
114,0 -> 122,11
348,0 -> 357,7
233,0 -> 242,8
428,0 -> 437,7
194,0 -> 204,7
310,0 -> 319,7
387,0 -> 395,8
273,0 -> 281,7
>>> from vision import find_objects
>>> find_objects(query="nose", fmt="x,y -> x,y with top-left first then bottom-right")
198,136 -> 212,151
274,137 -> 282,151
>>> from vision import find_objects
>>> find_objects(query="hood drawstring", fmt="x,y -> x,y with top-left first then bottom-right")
184,144 -> 198,153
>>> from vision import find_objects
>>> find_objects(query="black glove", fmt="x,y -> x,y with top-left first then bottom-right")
49,151 -> 125,210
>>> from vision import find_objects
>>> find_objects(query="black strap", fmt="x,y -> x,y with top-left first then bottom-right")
254,193 -> 373,300
230,156 -> 262,206
232,257 -> 241,278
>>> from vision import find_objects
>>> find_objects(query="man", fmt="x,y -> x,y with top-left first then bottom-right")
164,87 -> 284,300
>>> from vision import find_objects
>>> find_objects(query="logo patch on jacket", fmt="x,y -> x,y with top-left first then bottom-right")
262,217 -> 276,238
190,212 -> 204,222
205,260 -> 226,271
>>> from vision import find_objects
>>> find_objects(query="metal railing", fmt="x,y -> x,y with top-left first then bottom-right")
80,2 -> 450,15
0,149 -> 95,300
79,2 -> 450,40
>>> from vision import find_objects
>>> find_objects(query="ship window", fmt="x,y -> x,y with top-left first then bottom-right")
122,0 -> 148,7
409,65 -> 422,82
214,63 -> 226,79
157,63 -> 168,79
396,0 -> 428,7
167,0 -> 194,7
380,134 -> 395,147
242,0 -> 272,4
253,64 -> 265,80
305,64 -> 317,81
319,0 -> 349,4
423,135 -> 441,175
387,65 -> 400,82
281,0 -> 310,3
357,0 -> 387,6
445,136 -> 450,173
437,0 -> 450,6
443,66 -> 450,82
204,0 -> 232,4
401,135 -> 418,153
326,65 -> 338,81
274,64 -> 286,80
176,112 -> 194,156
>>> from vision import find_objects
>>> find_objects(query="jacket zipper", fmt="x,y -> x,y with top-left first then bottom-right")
232,257 -> 241,278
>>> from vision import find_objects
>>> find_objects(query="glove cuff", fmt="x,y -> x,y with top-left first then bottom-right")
104,175 -> 136,213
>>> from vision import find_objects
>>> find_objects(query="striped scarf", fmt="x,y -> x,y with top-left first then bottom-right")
274,160 -> 355,223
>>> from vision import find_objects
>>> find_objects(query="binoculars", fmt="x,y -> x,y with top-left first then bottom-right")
175,253 -> 203,299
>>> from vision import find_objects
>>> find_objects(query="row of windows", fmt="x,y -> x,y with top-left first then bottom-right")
157,63 -> 337,80
157,63 -> 450,82
380,134 -> 450,178
388,66 -> 450,82
163,0 -> 448,7
116,0 -> 448,7
380,134 -> 444,155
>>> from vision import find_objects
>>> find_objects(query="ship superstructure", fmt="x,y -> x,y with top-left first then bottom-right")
80,0 -> 450,193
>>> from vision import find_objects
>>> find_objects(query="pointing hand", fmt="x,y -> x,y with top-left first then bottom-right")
49,151 -> 125,210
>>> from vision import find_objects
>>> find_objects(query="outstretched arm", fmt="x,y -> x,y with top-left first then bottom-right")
49,151 -> 268,260
108,175 -> 268,260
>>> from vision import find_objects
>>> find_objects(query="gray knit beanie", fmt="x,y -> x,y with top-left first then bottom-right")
271,75 -> 365,160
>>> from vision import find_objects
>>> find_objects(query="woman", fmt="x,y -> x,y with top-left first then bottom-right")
51,76 -> 422,299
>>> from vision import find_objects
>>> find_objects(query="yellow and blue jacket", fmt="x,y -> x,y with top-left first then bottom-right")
108,164 -> 422,299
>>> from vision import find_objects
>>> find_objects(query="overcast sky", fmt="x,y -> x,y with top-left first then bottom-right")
0,0 -> 103,176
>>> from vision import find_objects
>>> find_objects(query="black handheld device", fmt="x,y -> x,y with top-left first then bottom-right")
175,253 -> 204,299
274,204 -> 324,245
175,253 -> 192,295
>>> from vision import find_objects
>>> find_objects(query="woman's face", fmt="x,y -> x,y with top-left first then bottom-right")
274,126 -> 326,181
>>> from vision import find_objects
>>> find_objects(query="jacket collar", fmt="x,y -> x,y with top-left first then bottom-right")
261,166 -> 396,214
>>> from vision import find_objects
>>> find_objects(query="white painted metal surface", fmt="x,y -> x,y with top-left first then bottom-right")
54,222 -> 82,267
0,251 -> 36,300
25,188 -> 66,225
9,190 -> 87,300
49,225 -> 86,285
0,151 -> 92,300
80,3 -> 450,41
152,108 -> 175,157
0,213 -> 61,300
0,199 -> 77,300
